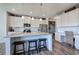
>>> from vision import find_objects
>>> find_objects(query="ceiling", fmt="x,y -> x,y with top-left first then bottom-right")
6,3 -> 77,18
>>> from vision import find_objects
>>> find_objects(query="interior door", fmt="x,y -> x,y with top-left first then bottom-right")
48,21 -> 55,40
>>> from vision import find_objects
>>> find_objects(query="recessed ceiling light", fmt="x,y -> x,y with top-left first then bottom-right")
12,8 -> 15,11
32,17 -> 34,20
21,16 -> 25,19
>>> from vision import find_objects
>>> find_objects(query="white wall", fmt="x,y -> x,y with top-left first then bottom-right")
0,4 -> 7,43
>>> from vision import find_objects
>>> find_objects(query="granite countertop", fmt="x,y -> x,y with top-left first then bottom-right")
6,32 -> 51,38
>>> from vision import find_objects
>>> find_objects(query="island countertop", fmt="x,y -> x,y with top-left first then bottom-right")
6,32 -> 52,38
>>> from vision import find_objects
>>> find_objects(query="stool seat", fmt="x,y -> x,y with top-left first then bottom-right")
28,40 -> 38,42
13,41 -> 25,55
13,41 -> 25,45
39,38 -> 47,41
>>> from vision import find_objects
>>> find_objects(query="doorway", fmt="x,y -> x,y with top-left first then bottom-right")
48,21 -> 55,40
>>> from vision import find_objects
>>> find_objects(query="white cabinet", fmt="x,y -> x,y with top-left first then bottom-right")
8,16 -> 23,27
8,16 -> 16,27
8,16 -> 48,28
30,19 -> 48,27
30,19 -> 39,27
55,8 -> 79,27
68,8 -> 79,26
55,8 -> 79,43
39,20 -> 48,24
61,8 -> 79,26
23,17 -> 31,24
16,17 -> 23,27
61,13 -> 69,26
55,14 -> 62,27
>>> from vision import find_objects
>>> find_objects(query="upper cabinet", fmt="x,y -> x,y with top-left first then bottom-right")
8,16 -> 23,27
23,17 -> 31,24
30,19 -> 40,27
61,13 -> 69,26
55,8 -> 79,27
62,8 -> 79,26
69,8 -> 79,26
8,16 -> 48,28
55,14 -> 62,27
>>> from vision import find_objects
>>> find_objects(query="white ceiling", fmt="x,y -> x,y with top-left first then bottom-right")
6,3 -> 77,18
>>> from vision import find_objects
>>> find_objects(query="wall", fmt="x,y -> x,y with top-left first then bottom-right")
0,4 -> 7,43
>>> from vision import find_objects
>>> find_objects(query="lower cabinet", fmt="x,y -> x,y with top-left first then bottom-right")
0,43 -> 5,55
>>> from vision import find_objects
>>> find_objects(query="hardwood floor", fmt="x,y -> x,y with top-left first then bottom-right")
52,40 -> 79,55
37,40 -> 79,55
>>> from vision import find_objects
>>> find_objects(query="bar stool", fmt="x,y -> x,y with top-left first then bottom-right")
38,38 -> 47,52
28,40 -> 38,55
13,41 -> 25,55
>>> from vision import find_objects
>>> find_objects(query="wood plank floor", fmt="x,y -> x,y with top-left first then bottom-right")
37,40 -> 79,55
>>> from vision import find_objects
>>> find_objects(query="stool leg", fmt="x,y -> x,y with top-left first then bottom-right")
23,44 -> 25,55
14,45 -> 16,55
28,42 -> 30,55
38,41 -> 41,52
35,41 -> 38,53
44,40 -> 47,50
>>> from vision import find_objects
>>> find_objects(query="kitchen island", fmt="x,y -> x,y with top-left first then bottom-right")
5,32 -> 53,55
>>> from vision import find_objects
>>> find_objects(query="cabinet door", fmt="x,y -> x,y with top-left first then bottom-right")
68,8 -> 79,26
55,15 -> 62,27
9,16 -> 16,27
61,13 -> 68,26
39,20 -> 47,24
61,8 -> 79,26
16,17 -> 23,27
23,17 -> 31,24
30,19 -> 39,27
9,16 -> 23,27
